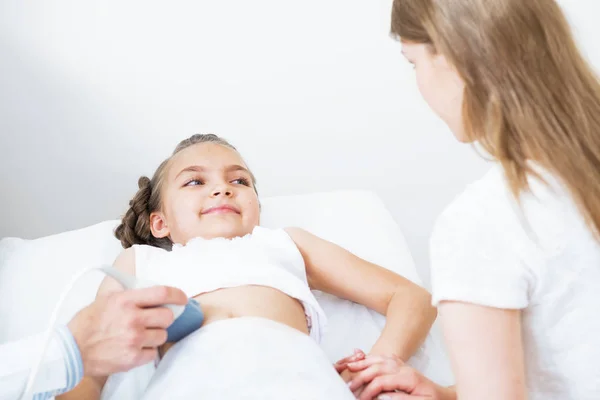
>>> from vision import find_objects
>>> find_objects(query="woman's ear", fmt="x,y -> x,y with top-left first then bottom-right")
433,51 -> 452,71
150,211 -> 170,238
434,53 -> 465,95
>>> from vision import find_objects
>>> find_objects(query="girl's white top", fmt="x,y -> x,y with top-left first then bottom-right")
431,164 -> 600,399
133,226 -> 327,343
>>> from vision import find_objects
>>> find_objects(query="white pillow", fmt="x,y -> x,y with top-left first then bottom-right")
0,190 -> 452,384
0,220 -> 122,343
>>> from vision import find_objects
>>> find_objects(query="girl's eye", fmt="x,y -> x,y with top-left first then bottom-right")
184,179 -> 204,187
232,178 -> 250,186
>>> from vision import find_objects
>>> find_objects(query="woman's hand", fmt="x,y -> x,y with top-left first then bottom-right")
346,355 -> 455,400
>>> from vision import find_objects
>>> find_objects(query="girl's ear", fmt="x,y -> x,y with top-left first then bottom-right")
150,211 -> 170,238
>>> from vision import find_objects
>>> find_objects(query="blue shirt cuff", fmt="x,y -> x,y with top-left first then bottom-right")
33,325 -> 84,399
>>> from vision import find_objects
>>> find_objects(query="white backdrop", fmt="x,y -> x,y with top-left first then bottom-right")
1,0 -> 598,287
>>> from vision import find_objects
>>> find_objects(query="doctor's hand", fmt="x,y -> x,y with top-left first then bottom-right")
346,355 -> 456,400
67,285 -> 187,377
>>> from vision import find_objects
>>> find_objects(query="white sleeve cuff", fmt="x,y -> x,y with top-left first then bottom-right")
432,280 -> 529,309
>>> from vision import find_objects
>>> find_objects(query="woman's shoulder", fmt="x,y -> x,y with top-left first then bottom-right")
429,166 -> 538,308
435,165 -> 510,234
432,163 -> 572,264
430,163 -> 546,267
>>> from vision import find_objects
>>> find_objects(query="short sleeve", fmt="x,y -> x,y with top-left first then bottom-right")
429,188 -> 534,310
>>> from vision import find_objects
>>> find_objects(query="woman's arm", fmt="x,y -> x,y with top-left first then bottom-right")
345,303 -> 525,400
439,302 -> 527,400
57,248 -> 136,400
286,227 -> 437,360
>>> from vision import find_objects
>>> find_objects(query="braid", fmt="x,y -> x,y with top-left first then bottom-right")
114,176 -> 173,250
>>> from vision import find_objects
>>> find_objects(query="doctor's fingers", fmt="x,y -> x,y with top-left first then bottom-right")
125,285 -> 188,308
137,307 -> 176,329
141,328 -> 169,348
122,327 -> 168,350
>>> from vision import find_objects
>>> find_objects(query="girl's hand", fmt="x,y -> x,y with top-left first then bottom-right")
346,355 -> 455,400
334,349 -> 367,397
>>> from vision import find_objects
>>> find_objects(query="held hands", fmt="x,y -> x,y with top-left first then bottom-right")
335,349 -> 368,397
67,285 -> 187,377
336,351 -> 454,400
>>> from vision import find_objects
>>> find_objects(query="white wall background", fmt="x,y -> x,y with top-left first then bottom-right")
1,0 -> 598,288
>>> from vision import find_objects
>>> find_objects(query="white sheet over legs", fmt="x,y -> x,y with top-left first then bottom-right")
142,317 -> 355,400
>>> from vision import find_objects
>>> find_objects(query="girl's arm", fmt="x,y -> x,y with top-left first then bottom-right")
286,227 -> 437,360
57,248 -> 136,400
439,302 -> 527,400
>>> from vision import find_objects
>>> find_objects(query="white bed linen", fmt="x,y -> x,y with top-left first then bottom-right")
131,317 -> 354,400
0,190 -> 454,397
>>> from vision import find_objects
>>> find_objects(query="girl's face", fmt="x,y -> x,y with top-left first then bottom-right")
150,143 -> 260,245
401,41 -> 468,142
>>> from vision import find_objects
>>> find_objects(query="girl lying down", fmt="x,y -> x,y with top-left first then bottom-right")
58,134 -> 436,400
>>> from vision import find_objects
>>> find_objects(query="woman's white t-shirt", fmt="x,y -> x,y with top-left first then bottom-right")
430,164 -> 600,400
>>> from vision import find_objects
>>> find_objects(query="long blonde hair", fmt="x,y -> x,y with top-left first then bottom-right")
392,0 -> 600,238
